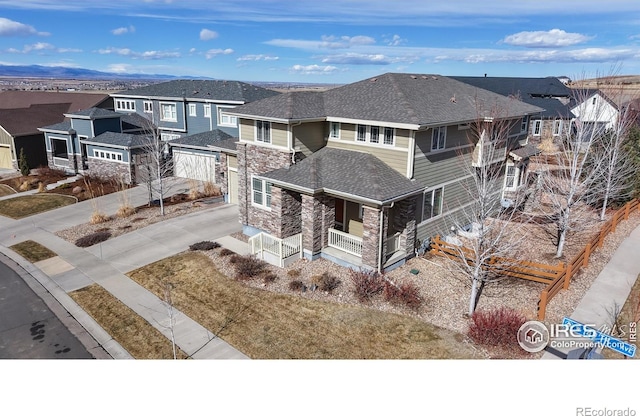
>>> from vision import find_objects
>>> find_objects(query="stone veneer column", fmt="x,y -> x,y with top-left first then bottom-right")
394,196 -> 418,254
301,194 -> 335,258
361,206 -> 387,270
236,143 -> 249,225
216,153 -> 228,195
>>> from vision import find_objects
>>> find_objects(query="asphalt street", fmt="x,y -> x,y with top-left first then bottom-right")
0,257 -> 92,359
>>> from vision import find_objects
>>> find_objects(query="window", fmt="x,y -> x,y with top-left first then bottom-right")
532,120 -> 542,136
256,120 -> 271,143
252,177 -> 271,208
329,122 -> 340,139
422,187 -> 443,221
383,127 -> 394,145
160,103 -> 177,122
505,165 -> 517,189
552,119 -> 562,136
160,133 -> 181,141
369,126 -> 379,144
356,125 -> 367,142
188,104 -> 197,117
51,138 -> 68,159
204,105 -> 211,118
93,150 -> 123,161
521,115 -> 529,133
115,99 -> 136,112
143,101 -> 153,113
218,106 -> 237,127
431,126 -> 446,151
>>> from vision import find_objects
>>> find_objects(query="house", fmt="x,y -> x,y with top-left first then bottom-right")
226,73 -> 543,271
38,107 -> 152,183
452,76 -> 575,144
569,89 -> 620,133
0,91 -> 111,171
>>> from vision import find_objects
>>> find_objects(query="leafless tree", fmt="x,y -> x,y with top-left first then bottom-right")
442,104 -> 532,315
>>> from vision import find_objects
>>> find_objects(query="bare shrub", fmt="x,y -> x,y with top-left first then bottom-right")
219,248 -> 235,257
203,181 -> 221,197
288,280 -> 305,292
468,307 -> 526,348
90,212 -> 111,224
349,269 -> 384,302
383,280 -> 423,310
311,272 -> 341,293
37,182 -> 46,193
287,269 -> 301,278
75,231 -> 112,247
231,255 -> 267,280
189,241 -> 221,251
116,205 -> 136,218
18,180 -> 30,191
262,272 -> 278,284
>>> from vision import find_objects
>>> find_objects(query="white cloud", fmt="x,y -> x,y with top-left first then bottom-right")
321,53 -> 390,65
111,25 -> 135,35
290,64 -> 338,75
502,29 -> 593,48
319,35 -> 376,49
200,28 -> 218,41
98,47 -> 180,60
0,17 -> 49,36
107,63 -> 132,73
5,42 -> 80,54
205,48 -> 233,58
237,54 -> 279,61
386,34 -> 406,46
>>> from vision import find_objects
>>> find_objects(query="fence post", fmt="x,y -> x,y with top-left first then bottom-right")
598,226 -> 606,248
583,243 -> 591,267
563,262 -> 572,290
625,202 -> 631,220
538,293 -> 547,320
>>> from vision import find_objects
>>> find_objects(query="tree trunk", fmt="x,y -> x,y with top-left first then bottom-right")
469,277 -> 479,316
600,193 -> 609,221
555,229 -> 566,258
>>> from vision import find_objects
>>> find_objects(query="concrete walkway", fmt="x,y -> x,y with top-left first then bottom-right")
542,224 -> 640,359
0,178 -> 249,359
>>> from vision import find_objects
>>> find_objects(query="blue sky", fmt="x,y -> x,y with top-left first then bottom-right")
1,0 -> 640,83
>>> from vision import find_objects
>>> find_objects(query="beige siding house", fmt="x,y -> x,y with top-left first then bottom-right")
227,73 -> 542,271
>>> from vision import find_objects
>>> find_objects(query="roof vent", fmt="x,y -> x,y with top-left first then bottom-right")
410,75 -> 417,79
369,77 -> 378,83
450,95 -> 456,103
421,75 -> 428,79
432,76 -> 438,80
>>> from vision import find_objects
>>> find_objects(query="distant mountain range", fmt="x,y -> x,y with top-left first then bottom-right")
0,64 -> 200,80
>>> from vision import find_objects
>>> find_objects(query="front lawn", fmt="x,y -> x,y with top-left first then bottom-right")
126,251 -> 481,359
0,194 -> 76,218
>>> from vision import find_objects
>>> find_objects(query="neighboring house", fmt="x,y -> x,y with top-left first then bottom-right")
38,107 -> 151,183
0,91 -> 111,171
570,89 -> 620,133
226,73 -> 542,271
452,76 -> 575,145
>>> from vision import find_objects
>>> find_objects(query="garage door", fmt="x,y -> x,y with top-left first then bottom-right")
173,149 -> 216,182
0,145 -> 12,169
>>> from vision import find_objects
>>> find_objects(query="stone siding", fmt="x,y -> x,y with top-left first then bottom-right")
362,206 -> 387,269
216,153 -> 228,195
301,194 -> 334,255
87,158 -> 134,184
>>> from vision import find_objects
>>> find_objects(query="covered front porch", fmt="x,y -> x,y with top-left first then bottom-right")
249,147 -> 423,271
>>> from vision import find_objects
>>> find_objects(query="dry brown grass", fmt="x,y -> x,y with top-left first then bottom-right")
126,251 -> 482,359
0,194 -> 76,219
9,240 -> 56,263
0,183 -> 17,197
116,205 -> 136,218
601,273 -> 640,359
89,211 -> 110,224
69,284 -> 189,359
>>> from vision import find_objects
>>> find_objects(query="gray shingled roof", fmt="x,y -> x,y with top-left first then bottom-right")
65,107 -> 120,119
169,129 -> 235,150
121,112 -> 153,131
39,119 -> 72,133
82,132 -> 148,148
451,76 -> 575,118
228,73 -> 543,126
510,143 -> 541,161
113,79 -> 280,103
258,147 -> 424,204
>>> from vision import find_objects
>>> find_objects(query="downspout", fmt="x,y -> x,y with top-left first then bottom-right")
377,201 -> 395,273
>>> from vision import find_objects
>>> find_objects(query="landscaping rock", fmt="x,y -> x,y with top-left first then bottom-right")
72,186 -> 84,194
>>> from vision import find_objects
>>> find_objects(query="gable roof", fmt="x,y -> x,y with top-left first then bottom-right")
65,107 -> 121,119
169,129 -> 236,152
82,132 -> 148,149
228,73 -> 543,127
111,79 -> 280,103
0,91 -> 110,111
0,103 -> 73,137
451,76 -> 575,119
257,147 -> 424,205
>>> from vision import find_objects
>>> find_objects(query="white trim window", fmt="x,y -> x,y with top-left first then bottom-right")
217,106 -> 237,127
188,103 -> 197,117
552,119 -> 562,136
93,149 -> 123,161
521,115 -> 529,133
160,133 -> 181,141
356,124 -> 367,142
204,105 -> 211,118
329,122 -> 340,139
383,127 -> 394,145
369,126 -> 380,144
532,120 -> 542,136
115,99 -> 136,112
256,120 -> 271,143
252,177 -> 272,208
143,101 -> 153,113
422,187 -> 443,221
431,126 -> 446,151
160,103 -> 177,122
505,165 -> 517,189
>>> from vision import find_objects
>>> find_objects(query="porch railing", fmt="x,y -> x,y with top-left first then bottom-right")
328,228 -> 363,257
249,232 -> 302,267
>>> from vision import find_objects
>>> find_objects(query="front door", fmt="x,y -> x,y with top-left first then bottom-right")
227,168 -> 238,204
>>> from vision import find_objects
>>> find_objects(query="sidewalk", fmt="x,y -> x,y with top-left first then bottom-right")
0,180 -> 250,359
541,224 -> 640,359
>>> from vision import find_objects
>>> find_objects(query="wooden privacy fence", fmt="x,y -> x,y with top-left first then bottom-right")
429,199 -> 640,320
